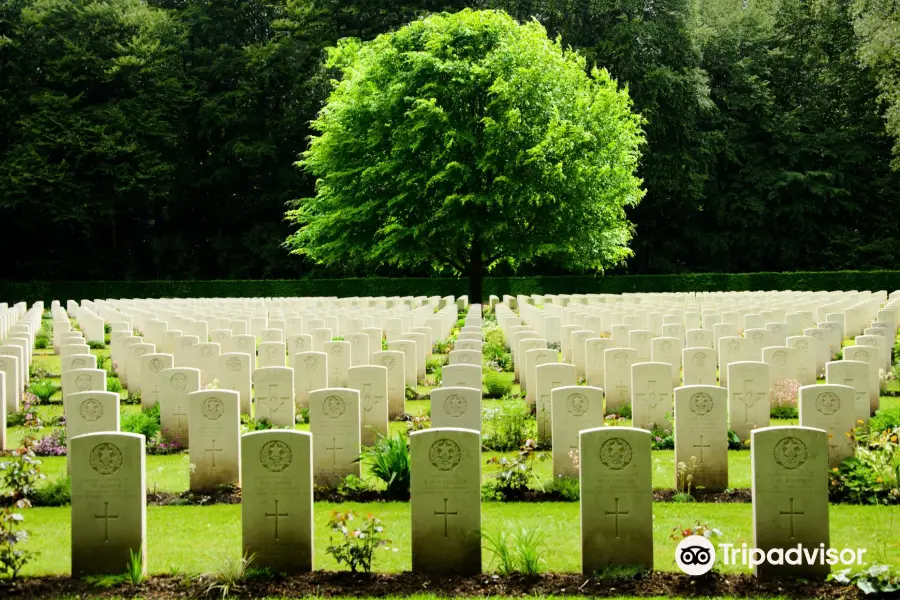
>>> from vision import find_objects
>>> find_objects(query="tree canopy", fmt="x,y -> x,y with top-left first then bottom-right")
285,9 -> 646,299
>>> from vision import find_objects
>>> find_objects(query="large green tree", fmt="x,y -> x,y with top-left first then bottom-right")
852,0 -> 900,170
285,9 -> 645,300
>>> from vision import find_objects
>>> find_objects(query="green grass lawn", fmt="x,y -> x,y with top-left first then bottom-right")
20,501 -> 900,576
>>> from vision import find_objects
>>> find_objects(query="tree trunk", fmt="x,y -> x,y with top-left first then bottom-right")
468,232 -> 483,304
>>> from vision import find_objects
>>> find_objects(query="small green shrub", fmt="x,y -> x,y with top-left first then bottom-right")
29,361 -> 53,380
34,335 -> 50,350
325,510 -> 393,573
106,376 -> 123,394
202,551 -> 256,599
871,408 -> 900,434
7,410 -> 27,428
31,477 -> 71,506
240,414 -> 274,433
607,403 -> 632,420
121,404 -> 161,439
727,429 -> 746,450
545,475 -> 580,501
425,357 -> 446,373
433,339 -> 453,354
126,549 -> 145,586
829,426 -> 899,505
829,564 -> 900,595
650,427 -> 674,450
404,385 -> 418,401
87,340 -> 106,350
484,371 -> 513,398
483,440 -> 545,501
358,432 -> 411,499
483,527 -> 546,575
336,474 -> 374,500
28,380 -> 58,404
771,405 -> 799,419
482,403 -> 533,451
96,354 -> 111,371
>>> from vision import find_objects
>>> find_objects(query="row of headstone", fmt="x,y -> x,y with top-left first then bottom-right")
68,424 -> 828,578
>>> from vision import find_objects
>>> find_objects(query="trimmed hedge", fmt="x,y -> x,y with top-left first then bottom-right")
2,271 -> 899,304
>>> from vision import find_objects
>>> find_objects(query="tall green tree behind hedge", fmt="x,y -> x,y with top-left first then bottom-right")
0,0 -> 189,277
695,0 -> 900,271
487,0 -> 716,274
286,9 -> 646,301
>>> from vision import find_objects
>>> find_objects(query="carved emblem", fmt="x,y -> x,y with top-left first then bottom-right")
226,356 -> 242,372
170,372 -> 187,392
429,439 -> 462,471
201,397 -> 225,420
80,398 -> 103,422
566,392 -> 589,417
149,357 -> 164,373
774,436 -> 808,470
815,391 -> 841,415
323,395 -> 346,418
304,356 -> 318,371
260,440 -> 292,472
444,394 -> 467,417
75,373 -> 93,391
600,437 -> 633,470
773,351 -> 787,366
90,443 -> 123,476
689,392 -> 714,416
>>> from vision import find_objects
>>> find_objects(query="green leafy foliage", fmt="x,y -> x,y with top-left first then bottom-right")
325,510 -> 393,573
357,432 -> 411,500
27,379 -> 57,404
829,426 -> 900,504
651,427 -> 675,451
483,527 -> 546,575
829,563 -> 900,595
871,407 -> 900,433
483,439 -> 546,501
30,476 -> 71,507
121,404 -> 161,439
484,372 -> 513,398
286,9 -> 645,300
482,402 -> 533,451
545,475 -> 580,501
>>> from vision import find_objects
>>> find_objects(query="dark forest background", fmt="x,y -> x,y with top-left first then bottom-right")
2,0 -> 899,281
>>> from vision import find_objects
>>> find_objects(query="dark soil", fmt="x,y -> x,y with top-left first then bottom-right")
142,487 -> 752,506
147,485 -> 242,506
0,571 -> 863,599
653,488 -> 752,503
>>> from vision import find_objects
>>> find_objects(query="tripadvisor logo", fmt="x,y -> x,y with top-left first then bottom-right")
675,537 -> 868,575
